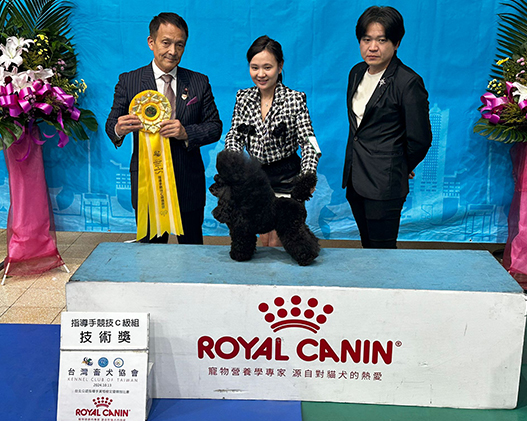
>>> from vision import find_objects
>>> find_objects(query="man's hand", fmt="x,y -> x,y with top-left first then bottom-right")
160,119 -> 188,140
116,114 -> 143,137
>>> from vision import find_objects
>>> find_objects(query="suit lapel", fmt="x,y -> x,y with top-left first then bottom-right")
244,87 -> 265,134
265,82 -> 284,124
361,56 -> 399,125
141,64 -> 157,92
175,67 -> 190,121
349,67 -> 367,100
348,65 -> 367,132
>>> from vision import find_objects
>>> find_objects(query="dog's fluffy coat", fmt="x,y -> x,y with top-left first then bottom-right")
210,150 -> 319,266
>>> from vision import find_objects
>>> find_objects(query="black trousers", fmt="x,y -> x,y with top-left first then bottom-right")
346,184 -> 406,249
137,209 -> 204,244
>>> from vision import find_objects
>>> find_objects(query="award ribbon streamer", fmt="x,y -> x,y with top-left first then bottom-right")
130,90 -> 183,240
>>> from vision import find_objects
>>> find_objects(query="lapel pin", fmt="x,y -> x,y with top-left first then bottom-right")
182,88 -> 189,100
379,78 -> 386,86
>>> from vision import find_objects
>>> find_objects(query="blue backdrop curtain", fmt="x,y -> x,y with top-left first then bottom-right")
0,0 -> 512,242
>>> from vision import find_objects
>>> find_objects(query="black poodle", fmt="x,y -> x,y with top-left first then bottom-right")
209,150 -> 320,266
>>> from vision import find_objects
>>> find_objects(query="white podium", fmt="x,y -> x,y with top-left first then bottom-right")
66,244 -> 526,409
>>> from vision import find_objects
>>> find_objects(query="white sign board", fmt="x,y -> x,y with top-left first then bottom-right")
66,283 -> 527,409
57,312 -> 151,421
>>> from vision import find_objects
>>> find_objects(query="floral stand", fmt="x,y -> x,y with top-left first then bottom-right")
503,142 -> 527,288
0,2 -> 98,285
2,127 -> 67,285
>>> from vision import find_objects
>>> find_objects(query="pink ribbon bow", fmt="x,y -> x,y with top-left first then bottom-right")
480,81 -> 527,123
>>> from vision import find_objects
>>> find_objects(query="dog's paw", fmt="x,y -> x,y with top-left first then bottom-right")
291,172 -> 317,202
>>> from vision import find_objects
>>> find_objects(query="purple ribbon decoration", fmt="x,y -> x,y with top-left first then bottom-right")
479,82 -> 527,124
52,86 -> 80,120
12,121 -> 46,162
18,85 -> 53,116
0,80 -> 83,149
51,86 -> 81,147
17,87 -> 33,113
0,84 -> 23,117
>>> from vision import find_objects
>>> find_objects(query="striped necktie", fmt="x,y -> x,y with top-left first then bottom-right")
161,73 -> 175,119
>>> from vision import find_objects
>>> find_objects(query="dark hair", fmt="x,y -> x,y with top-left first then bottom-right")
355,6 -> 405,46
246,35 -> 284,83
149,12 -> 189,40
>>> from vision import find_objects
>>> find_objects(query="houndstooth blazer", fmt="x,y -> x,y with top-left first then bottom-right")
224,82 -> 319,174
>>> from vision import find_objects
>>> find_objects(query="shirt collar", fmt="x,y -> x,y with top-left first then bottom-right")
151,60 -> 178,80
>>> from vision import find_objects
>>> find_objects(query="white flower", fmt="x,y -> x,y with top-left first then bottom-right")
6,36 -> 33,50
0,36 -> 33,68
0,45 -> 23,68
27,65 -> 54,82
10,71 -> 32,92
513,82 -> 527,103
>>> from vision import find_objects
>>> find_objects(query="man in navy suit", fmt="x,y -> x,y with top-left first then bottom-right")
106,12 -> 222,244
343,6 -> 432,249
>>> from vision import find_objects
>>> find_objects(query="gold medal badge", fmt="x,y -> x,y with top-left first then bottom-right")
130,90 -> 170,133
129,90 -> 183,240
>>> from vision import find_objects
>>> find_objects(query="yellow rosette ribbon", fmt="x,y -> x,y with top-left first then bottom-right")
129,90 -> 183,240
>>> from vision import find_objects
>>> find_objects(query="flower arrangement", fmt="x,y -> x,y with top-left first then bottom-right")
0,0 -> 97,149
474,0 -> 527,143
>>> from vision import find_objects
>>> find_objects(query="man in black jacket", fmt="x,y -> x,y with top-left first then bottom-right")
343,6 -> 432,248
106,13 -> 222,244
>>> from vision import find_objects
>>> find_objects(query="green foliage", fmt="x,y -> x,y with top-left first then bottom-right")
3,0 -> 77,79
474,118 -> 527,143
0,119 -> 23,148
4,0 -> 73,38
475,0 -> 527,143
491,0 -> 527,80
0,0 -> 97,149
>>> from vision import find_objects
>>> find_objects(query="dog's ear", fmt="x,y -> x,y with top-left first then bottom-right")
291,172 -> 317,202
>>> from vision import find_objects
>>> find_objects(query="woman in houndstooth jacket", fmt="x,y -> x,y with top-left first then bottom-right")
224,35 -> 321,247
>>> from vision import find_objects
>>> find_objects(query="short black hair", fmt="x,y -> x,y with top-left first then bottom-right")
246,35 -> 284,83
356,6 -> 405,46
149,12 -> 188,40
